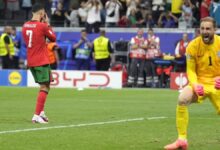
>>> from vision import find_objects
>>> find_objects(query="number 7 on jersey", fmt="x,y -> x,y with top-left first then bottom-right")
26,30 -> 33,48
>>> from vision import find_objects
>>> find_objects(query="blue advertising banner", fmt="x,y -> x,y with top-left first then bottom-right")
0,70 -> 27,86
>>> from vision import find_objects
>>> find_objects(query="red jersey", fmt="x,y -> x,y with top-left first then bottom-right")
22,20 -> 56,67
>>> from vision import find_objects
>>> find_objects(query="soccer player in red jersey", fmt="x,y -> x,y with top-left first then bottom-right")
22,3 -> 56,123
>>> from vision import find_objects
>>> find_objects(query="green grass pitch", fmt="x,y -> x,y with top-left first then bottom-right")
0,87 -> 220,150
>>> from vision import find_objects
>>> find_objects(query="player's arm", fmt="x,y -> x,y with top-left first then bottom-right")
43,25 -> 56,42
186,44 -> 204,95
42,13 -> 56,42
186,44 -> 198,85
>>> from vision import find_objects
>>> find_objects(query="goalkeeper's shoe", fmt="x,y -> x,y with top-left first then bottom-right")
164,139 -> 188,150
40,111 -> 49,122
32,114 -> 48,124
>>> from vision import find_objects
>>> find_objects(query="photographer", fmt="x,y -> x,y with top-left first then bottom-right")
105,0 -> 122,27
73,29 -> 93,70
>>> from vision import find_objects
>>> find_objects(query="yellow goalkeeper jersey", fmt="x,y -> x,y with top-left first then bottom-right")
186,34 -> 220,85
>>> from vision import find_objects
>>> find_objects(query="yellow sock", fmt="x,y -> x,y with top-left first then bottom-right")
176,105 -> 188,140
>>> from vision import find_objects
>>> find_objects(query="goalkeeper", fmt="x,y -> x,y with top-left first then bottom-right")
164,17 -> 220,150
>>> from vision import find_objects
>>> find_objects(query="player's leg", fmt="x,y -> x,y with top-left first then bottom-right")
209,88 -> 220,115
31,65 -> 51,123
38,83 -> 50,122
164,86 -> 197,150
177,86 -> 198,139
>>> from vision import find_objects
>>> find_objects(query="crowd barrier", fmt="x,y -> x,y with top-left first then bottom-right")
0,69 -> 188,90
0,69 -> 122,89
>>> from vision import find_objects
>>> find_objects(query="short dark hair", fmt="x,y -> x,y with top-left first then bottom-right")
200,17 -> 217,28
100,30 -> 106,36
81,29 -> 87,33
12,26 -> 16,31
32,3 -> 44,13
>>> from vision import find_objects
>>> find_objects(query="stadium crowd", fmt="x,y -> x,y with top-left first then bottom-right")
0,0 -> 220,29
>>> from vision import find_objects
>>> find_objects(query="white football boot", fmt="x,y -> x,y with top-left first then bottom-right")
39,111 -> 49,122
32,114 -> 48,124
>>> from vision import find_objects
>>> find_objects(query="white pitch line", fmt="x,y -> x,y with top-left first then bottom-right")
0,116 -> 167,135
147,116 -> 167,120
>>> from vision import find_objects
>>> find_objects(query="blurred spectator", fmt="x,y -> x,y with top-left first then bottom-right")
158,11 -> 178,28
126,0 -> 139,17
151,0 -> 165,24
135,6 -> 145,27
145,13 -> 156,28
190,0 -> 201,26
21,0 -> 32,20
119,0 -> 127,16
139,0 -> 152,14
51,0 -> 59,14
44,0 -> 52,17
93,30 -> 113,71
51,2 -> 67,27
11,27 -> 21,69
175,33 -> 189,58
100,0 -> 108,5
127,28 -> 147,87
178,0 -> 194,28
69,0 -> 79,10
65,4 -> 79,27
174,33 -> 190,72
0,26 -> 14,69
118,15 -> 129,27
62,0 -> 71,11
128,8 -> 137,27
0,0 -> 5,19
171,0 -> 182,18
210,0 -> 220,27
85,0 -> 103,33
47,42 -> 60,70
105,0 -> 122,27
6,0 -> 20,19
165,0 -> 171,11
73,30 -> 93,70
78,1 -> 88,27
200,0 -> 210,19
145,28 -> 160,87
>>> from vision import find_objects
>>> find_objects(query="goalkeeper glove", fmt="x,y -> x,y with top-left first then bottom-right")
215,77 -> 220,89
193,84 -> 204,96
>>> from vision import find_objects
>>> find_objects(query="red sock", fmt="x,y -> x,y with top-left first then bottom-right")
35,90 -> 48,115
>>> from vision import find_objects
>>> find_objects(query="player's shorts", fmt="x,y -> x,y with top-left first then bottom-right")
30,64 -> 52,84
189,84 -> 220,114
